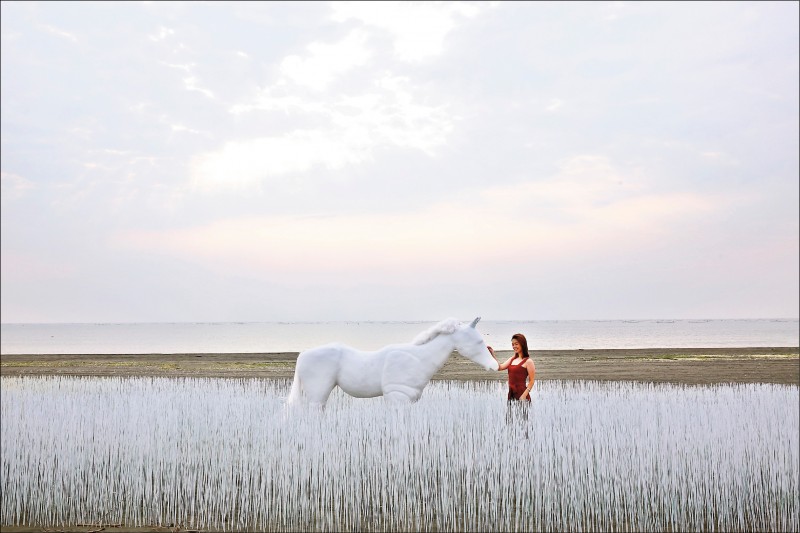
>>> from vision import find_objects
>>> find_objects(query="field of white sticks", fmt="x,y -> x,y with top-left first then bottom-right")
1,376 -> 798,532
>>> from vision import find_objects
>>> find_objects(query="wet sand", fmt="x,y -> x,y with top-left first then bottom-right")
2,347 -> 798,385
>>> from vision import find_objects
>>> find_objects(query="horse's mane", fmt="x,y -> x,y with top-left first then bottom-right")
412,318 -> 462,345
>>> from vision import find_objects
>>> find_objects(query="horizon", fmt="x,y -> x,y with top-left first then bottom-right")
3,316 -> 798,326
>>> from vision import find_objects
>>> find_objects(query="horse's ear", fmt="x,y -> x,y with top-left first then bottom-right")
469,317 -> 481,328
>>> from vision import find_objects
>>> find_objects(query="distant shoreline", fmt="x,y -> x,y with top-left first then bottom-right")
2,347 -> 798,385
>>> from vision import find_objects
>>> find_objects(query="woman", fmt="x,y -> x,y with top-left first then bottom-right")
488,333 -> 536,401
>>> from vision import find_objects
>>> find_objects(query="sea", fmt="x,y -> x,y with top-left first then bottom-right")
1,319 -> 797,355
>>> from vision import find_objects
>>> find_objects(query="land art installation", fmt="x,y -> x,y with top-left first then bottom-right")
286,317 -> 498,406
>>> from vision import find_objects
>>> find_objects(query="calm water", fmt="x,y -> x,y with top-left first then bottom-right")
1,319 -> 797,355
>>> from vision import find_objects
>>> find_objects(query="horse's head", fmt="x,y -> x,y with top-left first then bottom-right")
453,317 -> 499,371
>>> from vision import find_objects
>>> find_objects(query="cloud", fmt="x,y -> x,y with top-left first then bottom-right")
190,131 -> 369,191
202,74 -> 452,190
160,61 -> 193,72
182,76 -> 215,99
280,29 -> 372,90
170,123 -> 208,136
330,1 -> 486,62
601,1 -> 627,22
148,26 -> 175,42
0,250 -> 77,282
126,155 -> 718,283
545,99 -> 564,112
159,63 -> 214,99
153,34 -> 214,98
39,24 -> 78,42
700,151 -> 739,166
196,6 -> 483,192
0,172 -> 36,202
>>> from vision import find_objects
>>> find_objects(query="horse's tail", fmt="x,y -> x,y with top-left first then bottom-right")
286,366 -> 303,405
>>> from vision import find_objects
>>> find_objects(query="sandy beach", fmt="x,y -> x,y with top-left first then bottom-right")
2,347 -> 798,385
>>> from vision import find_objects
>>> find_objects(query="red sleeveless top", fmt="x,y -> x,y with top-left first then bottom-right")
507,357 -> 531,401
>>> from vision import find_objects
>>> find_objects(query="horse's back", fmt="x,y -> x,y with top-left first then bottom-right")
296,342 -> 345,372
335,346 -> 387,398
293,342 -> 409,400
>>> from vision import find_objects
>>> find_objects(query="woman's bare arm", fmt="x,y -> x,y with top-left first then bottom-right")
520,359 -> 536,399
498,356 -> 514,371
488,346 -> 513,371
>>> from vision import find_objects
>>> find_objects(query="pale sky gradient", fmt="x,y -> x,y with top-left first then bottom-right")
1,1 -> 798,323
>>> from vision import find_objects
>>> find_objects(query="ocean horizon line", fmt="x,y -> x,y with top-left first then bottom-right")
3,317 -> 798,327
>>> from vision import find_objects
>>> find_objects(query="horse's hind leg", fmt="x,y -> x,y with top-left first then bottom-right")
295,365 -> 337,406
286,374 -> 335,407
292,345 -> 341,406
304,378 -> 336,407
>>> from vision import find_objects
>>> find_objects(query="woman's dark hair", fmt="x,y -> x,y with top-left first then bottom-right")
512,333 -> 529,359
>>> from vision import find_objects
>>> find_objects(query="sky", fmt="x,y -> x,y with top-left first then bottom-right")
1,1 -> 798,323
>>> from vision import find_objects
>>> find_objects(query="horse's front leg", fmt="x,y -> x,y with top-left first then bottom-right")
381,350 -> 428,403
383,388 -> 417,403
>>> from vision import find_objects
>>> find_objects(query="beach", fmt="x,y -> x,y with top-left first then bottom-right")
2,347 -> 798,385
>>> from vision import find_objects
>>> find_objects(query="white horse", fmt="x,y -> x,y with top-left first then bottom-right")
286,317 -> 498,406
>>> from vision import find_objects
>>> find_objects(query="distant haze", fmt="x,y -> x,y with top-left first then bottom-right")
1,1 -> 798,323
